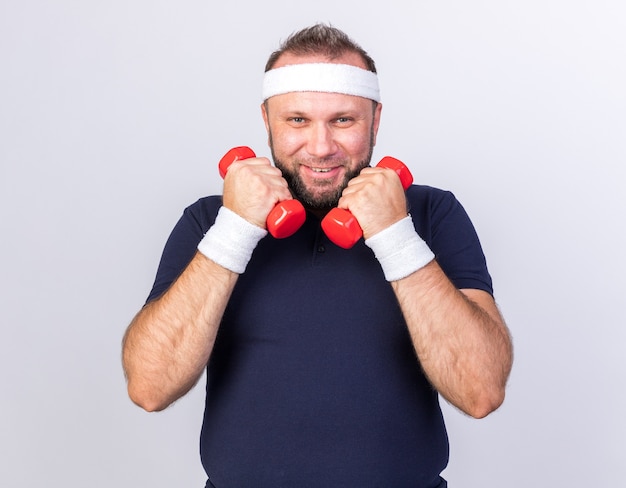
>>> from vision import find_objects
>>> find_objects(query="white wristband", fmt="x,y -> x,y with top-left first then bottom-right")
197,207 -> 267,274
365,216 -> 435,282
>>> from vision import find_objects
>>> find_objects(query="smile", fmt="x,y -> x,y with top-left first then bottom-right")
300,163 -> 344,181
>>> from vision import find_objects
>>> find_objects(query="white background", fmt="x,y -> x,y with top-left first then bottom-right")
1,1 -> 624,486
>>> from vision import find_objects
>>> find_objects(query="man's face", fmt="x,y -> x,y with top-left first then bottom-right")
261,54 -> 382,211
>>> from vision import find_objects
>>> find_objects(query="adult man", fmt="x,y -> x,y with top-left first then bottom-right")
123,24 -> 513,488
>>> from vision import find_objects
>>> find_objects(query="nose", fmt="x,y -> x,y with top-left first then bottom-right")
306,123 -> 337,158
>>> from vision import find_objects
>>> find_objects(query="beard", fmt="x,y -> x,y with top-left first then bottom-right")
269,137 -> 375,212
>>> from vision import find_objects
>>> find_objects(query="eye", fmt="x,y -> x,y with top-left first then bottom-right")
288,117 -> 306,124
335,117 -> 354,125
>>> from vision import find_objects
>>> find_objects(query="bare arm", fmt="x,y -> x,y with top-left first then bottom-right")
122,156 -> 292,412
340,166 -> 513,418
392,262 -> 512,418
122,254 -> 238,412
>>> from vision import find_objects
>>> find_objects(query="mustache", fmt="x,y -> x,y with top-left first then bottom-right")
294,156 -> 348,166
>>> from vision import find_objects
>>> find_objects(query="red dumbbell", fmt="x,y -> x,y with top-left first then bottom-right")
218,146 -> 306,239
320,156 -> 413,249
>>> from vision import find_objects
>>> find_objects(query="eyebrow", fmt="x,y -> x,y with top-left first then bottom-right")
280,109 -> 362,119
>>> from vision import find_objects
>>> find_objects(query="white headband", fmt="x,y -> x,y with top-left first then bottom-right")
262,63 -> 380,102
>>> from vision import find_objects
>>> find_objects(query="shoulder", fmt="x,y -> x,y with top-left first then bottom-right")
406,184 -> 459,211
405,185 -> 467,234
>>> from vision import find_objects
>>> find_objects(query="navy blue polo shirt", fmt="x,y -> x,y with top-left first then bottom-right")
147,185 -> 493,488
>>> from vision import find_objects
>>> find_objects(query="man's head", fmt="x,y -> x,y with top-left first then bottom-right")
261,24 -> 382,213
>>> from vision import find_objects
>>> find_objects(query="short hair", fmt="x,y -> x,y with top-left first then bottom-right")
264,23 -> 377,73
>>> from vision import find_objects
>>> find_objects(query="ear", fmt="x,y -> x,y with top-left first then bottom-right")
371,102 -> 383,146
261,102 -> 271,146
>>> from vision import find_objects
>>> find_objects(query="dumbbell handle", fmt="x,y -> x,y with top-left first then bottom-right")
320,156 -> 413,249
218,147 -> 306,239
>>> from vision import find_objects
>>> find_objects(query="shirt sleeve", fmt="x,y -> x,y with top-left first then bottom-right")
146,196 -> 222,303
407,186 -> 494,295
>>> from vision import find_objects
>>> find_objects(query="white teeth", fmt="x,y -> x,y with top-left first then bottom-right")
312,168 -> 331,173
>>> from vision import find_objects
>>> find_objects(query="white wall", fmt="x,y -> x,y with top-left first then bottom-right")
1,1 -> 624,486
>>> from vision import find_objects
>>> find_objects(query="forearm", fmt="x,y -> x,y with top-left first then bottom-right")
392,260 -> 513,418
122,164 -> 276,411
122,252 -> 238,411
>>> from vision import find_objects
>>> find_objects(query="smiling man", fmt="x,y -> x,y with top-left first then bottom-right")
122,24 -> 513,488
